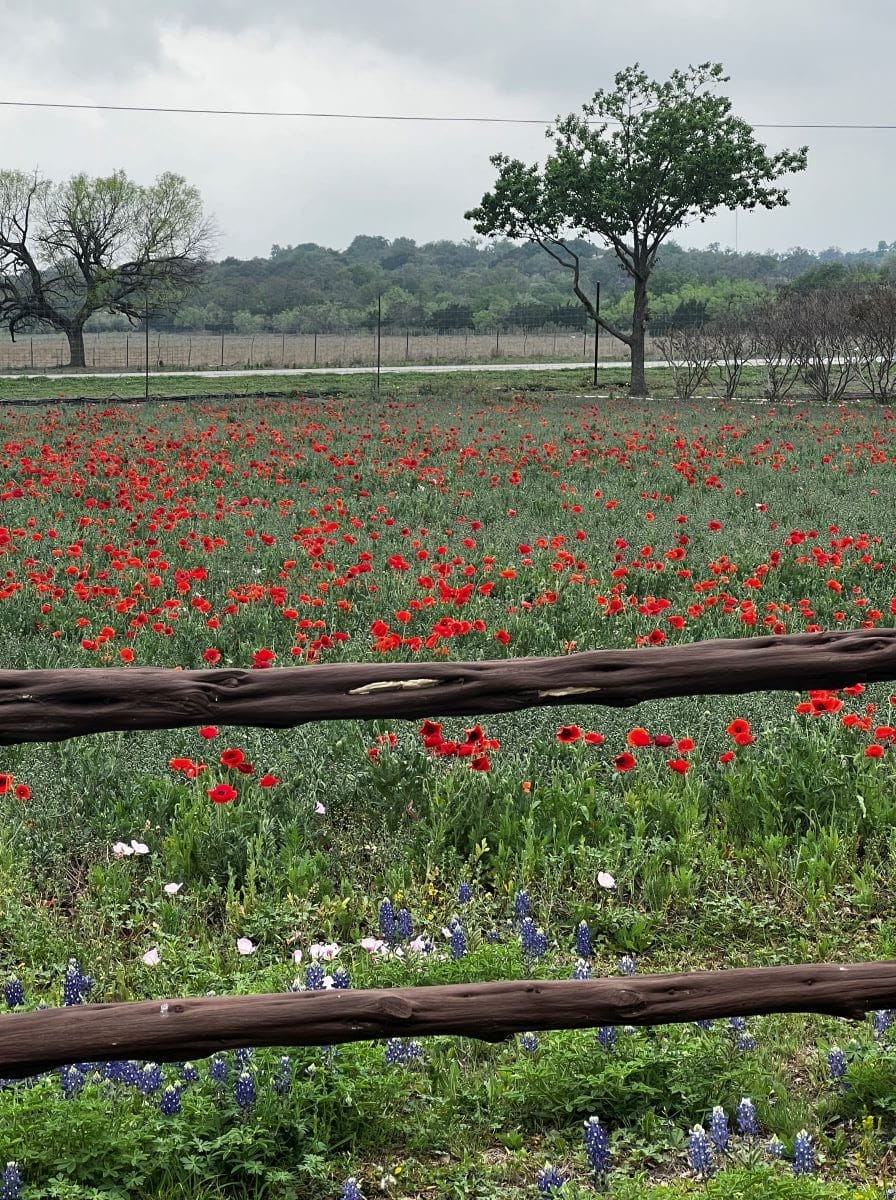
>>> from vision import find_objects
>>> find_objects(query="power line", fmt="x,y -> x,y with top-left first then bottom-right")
1,98 -> 895,130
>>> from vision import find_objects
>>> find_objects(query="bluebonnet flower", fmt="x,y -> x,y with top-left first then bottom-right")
103,1060 -> 128,1083
828,1045 -> 846,1082
273,1055 -> 292,1095
792,1130 -> 814,1175
3,979 -> 24,1009
384,1038 -> 423,1066
59,1064 -> 85,1099
449,923 -> 467,960
520,917 -> 547,961
180,1062 -> 200,1084
121,1061 -> 142,1089
735,1097 -> 757,1138
597,1026 -> 617,1053
583,1116 -> 611,1179
709,1106 -> 729,1153
340,1180 -> 364,1200
485,929 -> 503,943
575,920 -> 593,959
305,963 -> 326,991
396,908 -> 414,940
536,1164 -> 566,1194
62,959 -> 93,1006
332,967 -> 351,989
518,1032 -> 539,1053
458,882 -> 472,903
209,1055 -> 228,1083
139,1063 -> 163,1095
687,1126 -> 714,1178
873,1009 -> 892,1039
514,890 -> 531,923
571,959 -> 592,980
766,1135 -> 785,1158
1,1162 -> 22,1200
618,955 -> 636,976
235,1069 -> 256,1109
378,899 -> 397,944
728,1015 -> 756,1050
234,1047 -> 254,1070
694,1018 -> 714,1030
160,1085 -> 182,1116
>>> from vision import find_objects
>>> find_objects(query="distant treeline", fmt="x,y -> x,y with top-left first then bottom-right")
85,234 -> 896,335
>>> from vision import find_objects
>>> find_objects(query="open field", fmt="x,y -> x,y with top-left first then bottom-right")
1,386 -> 896,1197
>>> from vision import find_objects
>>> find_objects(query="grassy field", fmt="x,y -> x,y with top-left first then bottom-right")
1,385 -> 896,1197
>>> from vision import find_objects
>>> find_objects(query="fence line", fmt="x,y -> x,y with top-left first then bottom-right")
0,328 -> 646,373
2,963 -> 895,1080
1,629 -> 895,746
4,627 -> 896,1075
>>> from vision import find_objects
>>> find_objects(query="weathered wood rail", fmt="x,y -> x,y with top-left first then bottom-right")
2,627 -> 896,744
2,963 -> 895,1080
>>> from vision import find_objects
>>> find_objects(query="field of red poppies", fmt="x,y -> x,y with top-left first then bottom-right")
1,385 -> 896,1198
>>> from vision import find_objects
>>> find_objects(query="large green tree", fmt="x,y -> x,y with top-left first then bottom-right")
466,63 -> 808,395
0,169 -> 212,367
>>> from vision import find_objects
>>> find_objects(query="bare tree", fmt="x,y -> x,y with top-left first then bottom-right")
750,297 -> 802,401
658,323 -> 716,399
789,290 -> 856,402
0,169 -> 213,367
849,285 -> 896,401
710,311 -> 755,399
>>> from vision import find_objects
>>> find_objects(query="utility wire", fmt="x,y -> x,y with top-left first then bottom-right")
0,98 -> 895,130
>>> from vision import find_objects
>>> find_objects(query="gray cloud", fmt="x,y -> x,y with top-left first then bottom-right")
1,1 -> 894,257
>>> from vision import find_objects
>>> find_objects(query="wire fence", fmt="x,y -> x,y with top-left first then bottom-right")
0,327 -> 649,373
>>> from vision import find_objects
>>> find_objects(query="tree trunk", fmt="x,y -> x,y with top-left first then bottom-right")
65,325 -> 86,368
629,275 -> 649,396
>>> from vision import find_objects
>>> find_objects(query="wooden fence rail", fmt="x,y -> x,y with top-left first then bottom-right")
3,964 -> 896,1080
3,628 -> 896,744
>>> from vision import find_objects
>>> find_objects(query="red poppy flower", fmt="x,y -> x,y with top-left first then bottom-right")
556,725 -> 582,743
726,719 -> 751,738
258,773 -> 279,787
494,629 -> 511,645
676,737 -> 695,753
170,756 -> 204,779
220,748 -> 245,768
118,647 -> 135,663
14,783 -> 30,801
208,783 -> 238,804
613,752 -> 637,772
198,726 -> 219,740
203,648 -> 222,664
583,731 -> 605,746
626,727 -> 651,748
252,648 -> 276,669
719,751 -> 735,764
667,758 -> 690,774
470,755 -> 491,771
865,744 -> 884,758
0,774 -> 13,794
652,734 -> 674,748
733,732 -> 756,747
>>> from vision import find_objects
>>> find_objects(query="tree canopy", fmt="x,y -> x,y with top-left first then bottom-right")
0,169 -> 212,366
466,62 -> 809,393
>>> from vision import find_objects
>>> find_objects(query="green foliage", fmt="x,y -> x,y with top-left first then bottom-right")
466,62 -> 807,392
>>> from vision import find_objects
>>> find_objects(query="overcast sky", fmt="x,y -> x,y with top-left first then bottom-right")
1,1 -> 893,260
